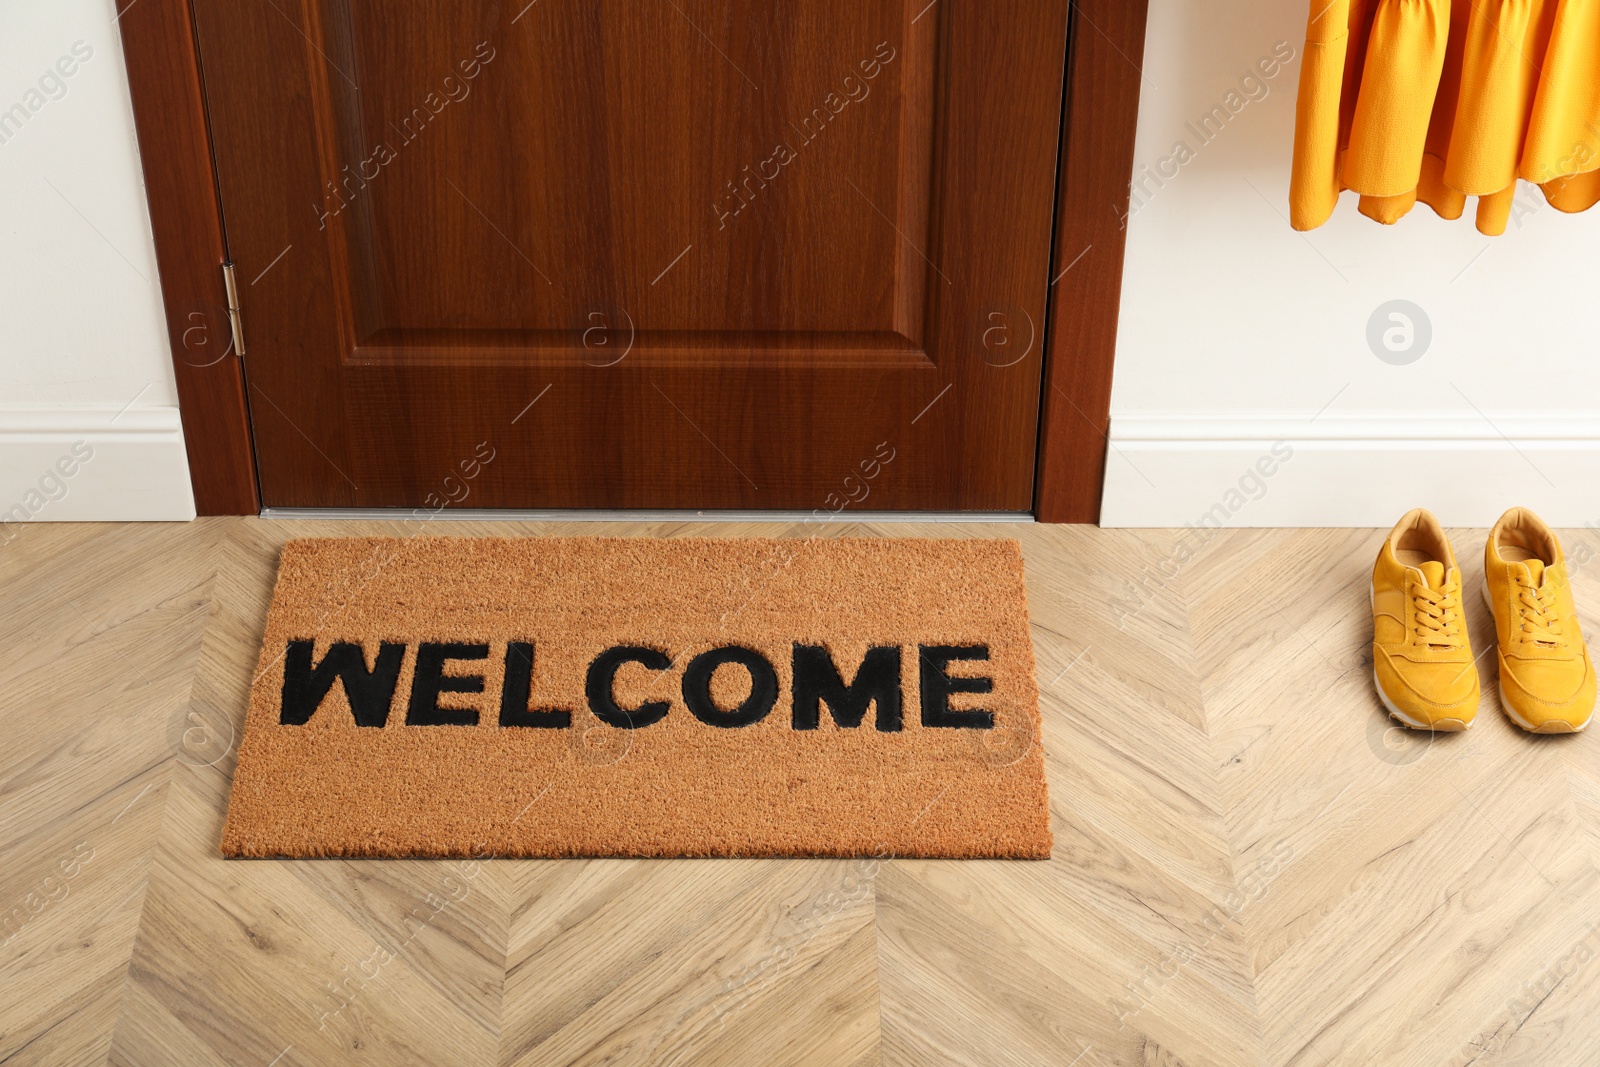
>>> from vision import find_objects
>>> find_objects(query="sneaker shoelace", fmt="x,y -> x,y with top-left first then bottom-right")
1514,575 -> 1566,648
1410,579 -> 1465,650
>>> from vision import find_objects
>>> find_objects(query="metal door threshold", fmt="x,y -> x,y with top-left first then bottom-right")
259,508 -> 1034,523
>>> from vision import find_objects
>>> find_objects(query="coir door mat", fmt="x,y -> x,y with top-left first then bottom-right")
221,537 -> 1052,859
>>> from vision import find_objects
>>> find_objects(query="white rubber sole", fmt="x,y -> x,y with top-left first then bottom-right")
1479,577 -> 1590,734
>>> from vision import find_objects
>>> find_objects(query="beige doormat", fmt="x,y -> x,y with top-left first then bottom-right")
221,537 -> 1052,859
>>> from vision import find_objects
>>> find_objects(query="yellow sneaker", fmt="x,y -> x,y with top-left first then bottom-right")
1482,508 -> 1595,733
1371,508 -> 1478,730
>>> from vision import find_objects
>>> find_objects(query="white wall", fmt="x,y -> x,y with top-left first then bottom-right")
1103,0 -> 1600,528
6,0 -> 1593,529
0,0 -> 194,528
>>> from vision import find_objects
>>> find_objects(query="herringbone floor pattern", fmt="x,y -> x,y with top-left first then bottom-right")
3,518 -> 1598,1066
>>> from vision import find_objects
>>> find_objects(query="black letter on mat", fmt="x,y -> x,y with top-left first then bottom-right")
500,641 -> 571,728
280,640 -> 405,726
407,642 -> 489,726
792,645 -> 902,731
683,646 -> 778,727
918,645 -> 994,729
587,646 -> 672,728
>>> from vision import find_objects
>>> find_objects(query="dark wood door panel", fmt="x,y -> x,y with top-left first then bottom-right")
344,364 -> 937,508
193,0 -> 1069,509
325,4 -> 931,341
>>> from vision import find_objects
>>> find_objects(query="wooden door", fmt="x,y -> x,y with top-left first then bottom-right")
191,0 -> 1069,510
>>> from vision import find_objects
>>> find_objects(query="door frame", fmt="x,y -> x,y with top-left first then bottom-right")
119,0 -> 1147,522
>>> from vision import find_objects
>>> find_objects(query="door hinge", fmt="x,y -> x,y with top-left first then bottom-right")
222,260 -> 246,357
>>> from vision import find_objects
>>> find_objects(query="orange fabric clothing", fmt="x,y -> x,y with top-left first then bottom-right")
1291,0 -> 1600,234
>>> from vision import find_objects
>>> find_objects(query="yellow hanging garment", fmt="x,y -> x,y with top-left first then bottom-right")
1341,1 -> 1450,201
1524,0 -> 1600,213
1290,0 -> 1372,229
1356,0 -> 1465,225
1445,0 -> 1558,233
1290,0 -> 1600,234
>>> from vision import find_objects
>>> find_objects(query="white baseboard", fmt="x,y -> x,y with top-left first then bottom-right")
1101,413 -> 1600,528
9,406 -> 1600,529
0,407 -> 195,526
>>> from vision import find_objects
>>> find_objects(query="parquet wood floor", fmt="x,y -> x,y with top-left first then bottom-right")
3,518 -> 1597,1065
